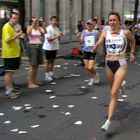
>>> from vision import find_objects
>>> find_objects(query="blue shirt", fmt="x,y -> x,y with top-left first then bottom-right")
82,29 -> 98,52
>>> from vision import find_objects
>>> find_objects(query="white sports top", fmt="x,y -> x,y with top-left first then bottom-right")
105,30 -> 127,56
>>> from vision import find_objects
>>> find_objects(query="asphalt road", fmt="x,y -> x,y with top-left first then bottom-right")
0,53 -> 140,140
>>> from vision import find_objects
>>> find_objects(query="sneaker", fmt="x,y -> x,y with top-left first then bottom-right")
101,120 -> 111,132
5,89 -> 20,99
45,75 -> 53,82
94,72 -> 100,84
5,89 -> 21,95
49,72 -> 60,79
87,78 -> 94,86
12,89 -> 22,95
9,94 -> 19,99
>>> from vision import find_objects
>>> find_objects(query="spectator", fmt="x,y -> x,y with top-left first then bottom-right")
26,17 -> 45,88
43,16 -> 63,81
2,12 -> 24,98
93,15 -> 100,30
77,20 -> 84,32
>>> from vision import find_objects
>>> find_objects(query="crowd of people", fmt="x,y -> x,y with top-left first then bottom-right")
1,9 -> 63,98
1,9 -> 138,132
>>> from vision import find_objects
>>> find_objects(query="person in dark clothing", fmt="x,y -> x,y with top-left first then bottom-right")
77,20 -> 84,32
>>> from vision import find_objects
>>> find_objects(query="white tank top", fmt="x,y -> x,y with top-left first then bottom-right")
105,30 -> 127,56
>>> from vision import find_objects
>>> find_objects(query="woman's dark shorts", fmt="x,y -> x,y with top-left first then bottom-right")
82,51 -> 96,60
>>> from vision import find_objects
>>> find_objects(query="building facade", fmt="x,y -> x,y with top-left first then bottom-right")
0,0 -> 18,19
24,0 -> 124,34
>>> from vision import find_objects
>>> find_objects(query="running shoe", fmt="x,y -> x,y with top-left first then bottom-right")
5,89 -> 20,99
101,120 -> 111,131
45,75 -> 53,82
87,78 -> 94,86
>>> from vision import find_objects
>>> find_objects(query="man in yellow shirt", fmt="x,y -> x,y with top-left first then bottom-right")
2,12 -> 23,99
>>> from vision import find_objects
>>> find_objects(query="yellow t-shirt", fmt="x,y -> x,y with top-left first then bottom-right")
2,23 -> 21,58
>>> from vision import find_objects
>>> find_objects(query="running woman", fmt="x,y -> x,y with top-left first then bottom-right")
79,19 -> 100,86
93,11 -> 136,131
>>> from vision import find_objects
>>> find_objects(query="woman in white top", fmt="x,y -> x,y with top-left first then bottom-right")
93,11 -> 136,131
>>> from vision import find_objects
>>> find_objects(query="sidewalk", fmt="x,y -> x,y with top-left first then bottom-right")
21,41 -> 81,61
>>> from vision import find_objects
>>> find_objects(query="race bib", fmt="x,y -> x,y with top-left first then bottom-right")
106,37 -> 125,55
85,36 -> 95,46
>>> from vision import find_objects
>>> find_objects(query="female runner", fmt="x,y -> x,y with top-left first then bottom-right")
93,11 -> 136,131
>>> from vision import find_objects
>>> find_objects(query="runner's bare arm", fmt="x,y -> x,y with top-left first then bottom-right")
93,32 -> 106,53
125,30 -> 136,62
